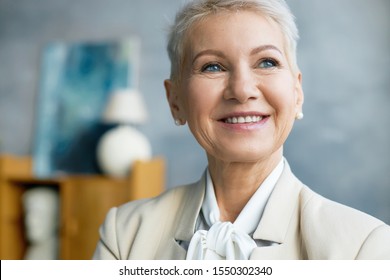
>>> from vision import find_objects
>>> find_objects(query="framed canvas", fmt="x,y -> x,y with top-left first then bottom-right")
33,38 -> 140,177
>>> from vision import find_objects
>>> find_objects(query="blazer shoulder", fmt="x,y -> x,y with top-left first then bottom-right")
93,182 -> 196,259
116,183 -> 194,221
300,186 -> 388,259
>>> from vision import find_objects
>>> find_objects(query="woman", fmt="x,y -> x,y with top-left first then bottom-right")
93,0 -> 390,259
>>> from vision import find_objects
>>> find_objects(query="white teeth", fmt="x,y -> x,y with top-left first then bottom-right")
238,117 -> 245,123
225,116 -> 263,124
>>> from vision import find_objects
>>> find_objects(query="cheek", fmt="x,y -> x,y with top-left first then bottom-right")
263,76 -> 297,115
183,79 -> 220,120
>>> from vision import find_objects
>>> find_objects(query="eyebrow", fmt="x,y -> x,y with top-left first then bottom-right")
192,49 -> 225,65
192,44 -> 283,64
250,45 -> 283,56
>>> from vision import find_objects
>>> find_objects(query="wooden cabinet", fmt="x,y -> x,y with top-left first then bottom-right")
0,155 -> 164,260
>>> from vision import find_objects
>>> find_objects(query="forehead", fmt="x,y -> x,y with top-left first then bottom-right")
183,10 -> 285,59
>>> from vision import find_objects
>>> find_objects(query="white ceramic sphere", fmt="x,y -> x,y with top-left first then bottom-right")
97,125 -> 152,177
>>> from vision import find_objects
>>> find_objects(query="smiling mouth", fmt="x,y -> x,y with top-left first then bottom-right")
223,115 -> 268,124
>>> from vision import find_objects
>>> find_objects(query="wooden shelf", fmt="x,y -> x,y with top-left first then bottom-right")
0,155 -> 165,260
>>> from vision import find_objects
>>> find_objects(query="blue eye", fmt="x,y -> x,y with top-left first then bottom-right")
202,63 -> 223,72
258,59 -> 278,69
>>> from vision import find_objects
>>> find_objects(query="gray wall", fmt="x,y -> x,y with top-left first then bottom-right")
0,0 -> 389,223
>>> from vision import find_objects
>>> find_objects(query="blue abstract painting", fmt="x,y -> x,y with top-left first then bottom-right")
33,38 -> 140,177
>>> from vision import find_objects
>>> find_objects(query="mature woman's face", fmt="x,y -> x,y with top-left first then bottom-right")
166,10 -> 303,164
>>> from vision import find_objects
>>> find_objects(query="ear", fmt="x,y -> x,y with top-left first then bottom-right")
294,72 -> 304,113
164,79 -> 186,123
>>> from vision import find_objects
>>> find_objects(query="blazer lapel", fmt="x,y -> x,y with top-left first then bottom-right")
250,162 -> 306,259
158,173 -> 206,259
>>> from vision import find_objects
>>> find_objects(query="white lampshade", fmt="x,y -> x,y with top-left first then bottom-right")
102,88 -> 148,124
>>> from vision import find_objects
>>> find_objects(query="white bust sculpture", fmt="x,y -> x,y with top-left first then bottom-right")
22,187 -> 59,260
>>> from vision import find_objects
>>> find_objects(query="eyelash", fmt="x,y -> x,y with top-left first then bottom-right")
201,62 -> 225,73
257,58 -> 280,69
200,58 -> 280,73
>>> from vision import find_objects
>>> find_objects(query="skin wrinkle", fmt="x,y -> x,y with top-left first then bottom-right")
165,10 -> 303,222
171,9 -> 298,84
191,45 -> 284,74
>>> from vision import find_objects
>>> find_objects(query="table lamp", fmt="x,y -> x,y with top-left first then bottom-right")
97,88 -> 151,178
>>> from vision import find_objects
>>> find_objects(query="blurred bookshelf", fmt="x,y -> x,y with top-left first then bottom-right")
0,154 -> 164,260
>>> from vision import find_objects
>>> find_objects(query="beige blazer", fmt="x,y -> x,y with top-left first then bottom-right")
93,163 -> 390,259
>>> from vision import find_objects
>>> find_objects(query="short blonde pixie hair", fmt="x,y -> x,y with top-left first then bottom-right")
167,0 -> 299,83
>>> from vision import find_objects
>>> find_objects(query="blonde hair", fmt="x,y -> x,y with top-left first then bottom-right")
167,0 -> 299,83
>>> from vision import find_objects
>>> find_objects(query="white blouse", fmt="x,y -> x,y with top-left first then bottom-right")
186,158 -> 284,260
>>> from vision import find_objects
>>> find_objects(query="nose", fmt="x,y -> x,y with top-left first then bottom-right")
224,67 -> 260,103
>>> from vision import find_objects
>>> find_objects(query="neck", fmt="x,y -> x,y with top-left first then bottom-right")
207,150 -> 282,223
